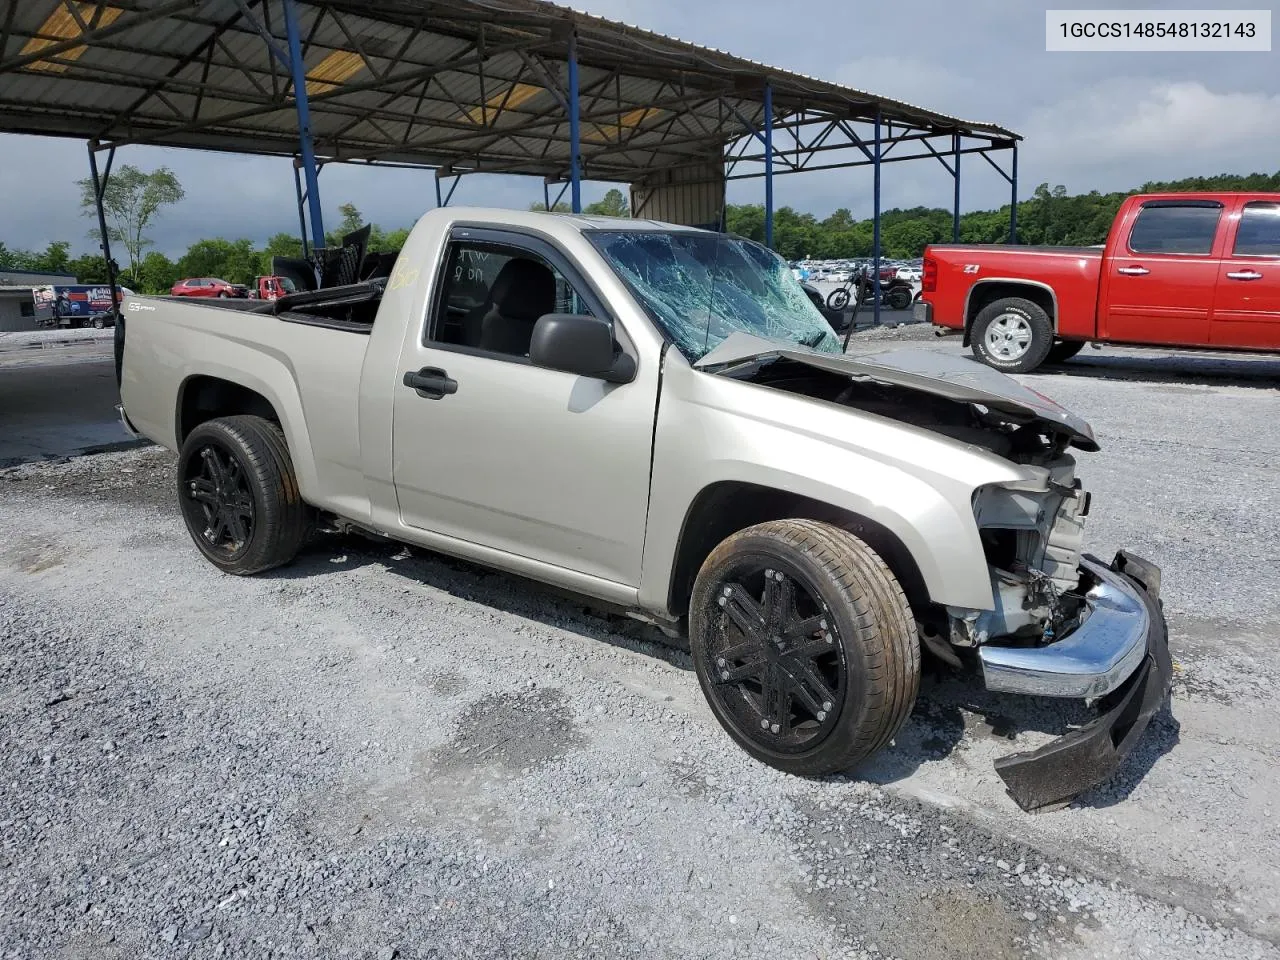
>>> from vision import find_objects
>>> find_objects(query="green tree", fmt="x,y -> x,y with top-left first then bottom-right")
68,254 -> 108,283
177,238 -> 259,286
337,202 -> 363,236
584,188 -> 629,217
20,240 -> 73,275
137,251 -> 179,294
530,201 -> 572,213
259,232 -> 304,274
76,164 -> 184,281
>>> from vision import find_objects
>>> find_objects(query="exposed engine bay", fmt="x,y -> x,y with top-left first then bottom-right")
707,344 -> 1095,659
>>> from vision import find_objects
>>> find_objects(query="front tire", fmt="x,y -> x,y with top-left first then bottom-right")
826,288 -> 851,310
689,520 -> 920,777
970,297 -> 1054,373
177,415 -> 311,575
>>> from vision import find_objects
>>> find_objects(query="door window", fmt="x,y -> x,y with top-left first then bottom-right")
430,240 -> 593,358
1127,202 -> 1222,255
1233,202 -> 1280,256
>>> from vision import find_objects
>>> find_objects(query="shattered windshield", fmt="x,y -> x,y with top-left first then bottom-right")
588,230 -> 841,363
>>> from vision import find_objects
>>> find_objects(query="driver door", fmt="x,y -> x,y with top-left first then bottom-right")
390,228 -> 655,587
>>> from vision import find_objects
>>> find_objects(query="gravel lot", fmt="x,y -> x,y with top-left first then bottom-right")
3,336 -> 1279,960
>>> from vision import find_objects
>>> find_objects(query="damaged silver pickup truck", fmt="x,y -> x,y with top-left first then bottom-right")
116,208 -> 1172,811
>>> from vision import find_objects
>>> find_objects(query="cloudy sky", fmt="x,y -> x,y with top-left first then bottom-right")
2,0 -> 1276,258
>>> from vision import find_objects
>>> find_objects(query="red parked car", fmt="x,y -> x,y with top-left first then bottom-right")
170,277 -> 249,299
917,191 -> 1280,372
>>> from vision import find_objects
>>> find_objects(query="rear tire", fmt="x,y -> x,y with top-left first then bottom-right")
886,287 -> 912,311
970,297 -> 1054,373
177,415 -> 312,575
1046,340 -> 1085,364
689,519 -> 920,777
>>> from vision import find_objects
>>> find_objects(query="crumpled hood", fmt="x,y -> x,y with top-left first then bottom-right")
693,333 -> 1099,451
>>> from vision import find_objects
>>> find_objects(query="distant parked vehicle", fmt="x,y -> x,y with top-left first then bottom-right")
896,265 -> 923,282
31,284 -> 124,328
171,277 -> 249,298
89,311 -> 116,329
920,190 -> 1280,372
251,275 -> 299,300
826,266 -> 915,311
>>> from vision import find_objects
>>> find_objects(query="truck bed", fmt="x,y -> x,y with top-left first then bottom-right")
166,279 -> 384,334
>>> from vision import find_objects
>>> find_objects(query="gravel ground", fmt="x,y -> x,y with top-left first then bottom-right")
3,338 -> 1279,960
0,328 -> 114,352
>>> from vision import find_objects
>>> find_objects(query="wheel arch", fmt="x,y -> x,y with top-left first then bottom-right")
173,370 -> 320,502
176,374 -> 279,443
962,280 -> 1058,346
665,480 -> 931,624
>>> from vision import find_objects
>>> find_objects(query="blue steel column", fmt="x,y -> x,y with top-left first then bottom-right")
292,159 -> 310,257
283,0 -> 325,250
567,32 -> 582,214
763,82 -> 774,248
872,109 -> 882,326
1009,142 -> 1019,243
952,133 -> 961,242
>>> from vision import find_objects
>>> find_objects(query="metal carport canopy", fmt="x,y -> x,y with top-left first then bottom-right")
0,0 -> 1019,183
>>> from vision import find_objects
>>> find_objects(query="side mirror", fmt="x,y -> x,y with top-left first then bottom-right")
529,313 -> 636,383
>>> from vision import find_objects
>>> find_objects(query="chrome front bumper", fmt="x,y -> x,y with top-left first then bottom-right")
979,556 -> 1150,699
982,551 -> 1174,811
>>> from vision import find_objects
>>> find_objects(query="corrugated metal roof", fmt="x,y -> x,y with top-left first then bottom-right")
0,0 -> 1018,183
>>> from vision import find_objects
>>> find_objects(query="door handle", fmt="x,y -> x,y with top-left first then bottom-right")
403,366 -> 458,400
1226,270 -> 1263,281
1117,266 -> 1150,276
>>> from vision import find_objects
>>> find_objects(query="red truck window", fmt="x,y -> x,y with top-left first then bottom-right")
1128,201 -> 1223,255
1233,202 -> 1280,256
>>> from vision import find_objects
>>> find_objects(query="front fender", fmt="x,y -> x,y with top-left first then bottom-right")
640,362 -> 1040,616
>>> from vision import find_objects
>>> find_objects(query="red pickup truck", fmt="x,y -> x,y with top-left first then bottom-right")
916,192 -> 1280,372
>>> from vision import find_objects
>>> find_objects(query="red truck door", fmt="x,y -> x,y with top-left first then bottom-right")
1099,198 -> 1227,347
1211,197 -> 1280,349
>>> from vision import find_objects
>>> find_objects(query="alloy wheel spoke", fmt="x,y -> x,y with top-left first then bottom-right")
789,634 -> 837,660
782,613 -> 827,642
720,582 -> 766,639
202,447 -> 228,487
188,478 -> 217,504
762,664 -> 791,734
718,639 -> 765,663
761,572 -> 796,634
787,660 -> 836,717
715,656 -> 769,685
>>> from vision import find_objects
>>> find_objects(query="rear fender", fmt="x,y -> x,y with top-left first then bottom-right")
963,279 -> 1059,345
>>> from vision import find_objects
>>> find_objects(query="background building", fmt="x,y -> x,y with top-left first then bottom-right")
0,268 -> 77,332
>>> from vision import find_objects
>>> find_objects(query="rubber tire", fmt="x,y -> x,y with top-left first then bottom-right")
218,291 -> 229,298
826,288 -> 851,310
1046,340 -> 1085,364
177,415 -> 311,575
886,287 -> 912,311
970,297 -> 1054,373
92,317 -> 104,329
689,519 -> 920,777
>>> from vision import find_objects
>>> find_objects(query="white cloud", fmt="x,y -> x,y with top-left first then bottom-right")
1020,80 -> 1280,186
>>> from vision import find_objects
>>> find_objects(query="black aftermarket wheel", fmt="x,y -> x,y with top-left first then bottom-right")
689,520 -> 920,776
177,415 -> 312,575
826,288 -> 851,310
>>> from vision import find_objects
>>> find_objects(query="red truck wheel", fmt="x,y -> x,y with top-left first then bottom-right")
971,298 -> 1054,373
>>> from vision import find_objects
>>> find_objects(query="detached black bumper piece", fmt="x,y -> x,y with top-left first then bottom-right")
992,551 -> 1174,813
